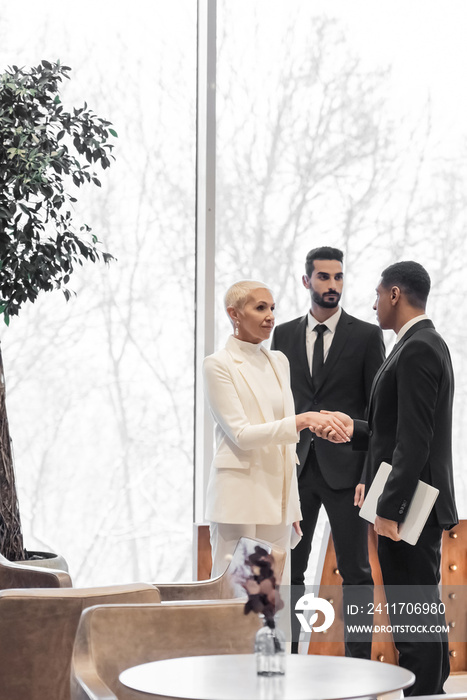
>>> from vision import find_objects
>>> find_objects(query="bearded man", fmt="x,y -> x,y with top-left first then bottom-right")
272,246 -> 385,655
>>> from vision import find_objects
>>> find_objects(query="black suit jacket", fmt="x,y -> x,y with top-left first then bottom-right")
272,309 -> 385,489
353,319 -> 458,529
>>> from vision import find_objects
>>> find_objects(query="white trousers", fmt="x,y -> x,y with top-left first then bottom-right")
209,521 -> 292,584
210,521 -> 293,647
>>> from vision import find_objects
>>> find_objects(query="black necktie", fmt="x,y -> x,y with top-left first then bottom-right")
312,324 -> 327,391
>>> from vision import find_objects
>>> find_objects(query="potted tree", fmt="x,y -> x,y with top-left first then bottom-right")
0,59 -> 116,562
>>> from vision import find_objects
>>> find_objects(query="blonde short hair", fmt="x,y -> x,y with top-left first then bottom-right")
224,280 -> 272,312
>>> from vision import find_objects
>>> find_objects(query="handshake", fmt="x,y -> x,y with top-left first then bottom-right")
296,410 -> 354,444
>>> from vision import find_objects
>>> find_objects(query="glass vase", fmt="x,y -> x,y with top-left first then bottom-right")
254,616 -> 286,676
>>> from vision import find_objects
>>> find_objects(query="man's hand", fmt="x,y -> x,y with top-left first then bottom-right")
300,412 -> 350,442
320,410 -> 354,438
374,515 -> 401,541
354,483 -> 365,508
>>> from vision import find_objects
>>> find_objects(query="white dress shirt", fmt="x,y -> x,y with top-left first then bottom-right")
395,313 -> 429,343
306,306 -> 342,377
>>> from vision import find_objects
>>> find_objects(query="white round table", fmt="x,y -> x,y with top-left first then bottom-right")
119,653 -> 415,700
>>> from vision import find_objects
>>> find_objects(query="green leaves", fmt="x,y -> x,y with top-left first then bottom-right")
0,60 -> 116,324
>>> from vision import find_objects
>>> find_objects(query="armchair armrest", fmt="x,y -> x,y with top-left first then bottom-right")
0,554 -> 72,588
155,579 -> 223,601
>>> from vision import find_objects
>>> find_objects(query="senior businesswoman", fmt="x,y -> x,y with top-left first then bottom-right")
203,280 -> 349,577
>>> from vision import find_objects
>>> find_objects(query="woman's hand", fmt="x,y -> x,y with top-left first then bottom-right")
319,410 -> 354,439
310,412 -> 350,442
292,521 -> 303,536
296,412 -> 350,442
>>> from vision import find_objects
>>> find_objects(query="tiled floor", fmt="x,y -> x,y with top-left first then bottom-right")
445,673 -> 467,695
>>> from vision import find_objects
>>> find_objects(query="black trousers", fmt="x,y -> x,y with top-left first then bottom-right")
378,515 -> 450,696
291,445 -> 373,657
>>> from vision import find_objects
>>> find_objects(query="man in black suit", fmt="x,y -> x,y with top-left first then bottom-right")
325,261 -> 458,695
271,246 -> 385,656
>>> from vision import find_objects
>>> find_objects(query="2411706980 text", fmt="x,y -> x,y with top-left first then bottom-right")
346,602 -> 445,616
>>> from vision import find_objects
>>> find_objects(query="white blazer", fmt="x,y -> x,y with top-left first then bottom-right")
203,335 -> 302,525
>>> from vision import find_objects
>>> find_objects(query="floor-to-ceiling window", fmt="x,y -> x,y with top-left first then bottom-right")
1,1 -> 466,587
0,1 -> 197,585
215,0 -> 467,578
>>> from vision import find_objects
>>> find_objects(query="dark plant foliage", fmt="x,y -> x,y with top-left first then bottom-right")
0,59 -> 116,560
0,59 -> 116,324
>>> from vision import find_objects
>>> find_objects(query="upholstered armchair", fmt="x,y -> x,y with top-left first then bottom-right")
154,535 -> 286,601
0,582 -> 161,700
71,598 -> 262,700
70,537 -> 286,700
0,551 -> 72,589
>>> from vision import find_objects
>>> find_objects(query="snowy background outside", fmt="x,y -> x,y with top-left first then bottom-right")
0,0 -> 465,586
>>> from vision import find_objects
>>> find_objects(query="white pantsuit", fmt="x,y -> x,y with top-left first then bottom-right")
203,335 -> 301,579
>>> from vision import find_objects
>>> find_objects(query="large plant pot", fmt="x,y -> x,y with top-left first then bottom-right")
21,550 -> 69,572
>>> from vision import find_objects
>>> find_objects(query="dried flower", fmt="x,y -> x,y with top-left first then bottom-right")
236,545 -> 284,625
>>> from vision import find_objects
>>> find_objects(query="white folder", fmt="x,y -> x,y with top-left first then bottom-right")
359,461 -> 439,545
290,528 -> 302,550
